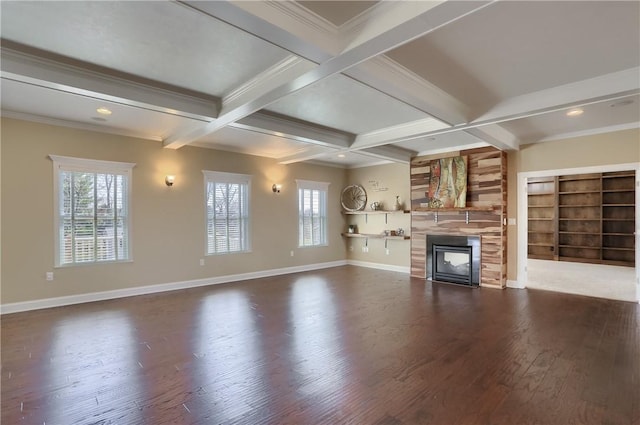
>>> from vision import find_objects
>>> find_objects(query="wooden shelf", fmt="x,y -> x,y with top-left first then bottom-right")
559,190 -> 600,194
413,206 -> 495,212
343,209 -> 409,215
603,204 -> 635,207
559,245 -> 601,249
559,204 -> 600,208
341,233 -> 410,240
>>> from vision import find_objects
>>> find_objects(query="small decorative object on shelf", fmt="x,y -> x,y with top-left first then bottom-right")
348,225 -> 357,234
397,228 -> 405,236
370,201 -> 382,211
394,195 -> 402,211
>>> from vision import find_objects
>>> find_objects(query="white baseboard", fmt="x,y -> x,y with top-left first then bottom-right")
347,260 -> 410,274
507,279 -> 525,289
0,260 -> 348,315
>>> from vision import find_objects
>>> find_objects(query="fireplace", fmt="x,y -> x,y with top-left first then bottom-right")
427,234 -> 480,286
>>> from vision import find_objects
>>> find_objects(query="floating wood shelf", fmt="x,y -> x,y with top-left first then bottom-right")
342,210 -> 410,215
341,233 -> 410,240
413,206 -> 495,212
412,206 -> 497,224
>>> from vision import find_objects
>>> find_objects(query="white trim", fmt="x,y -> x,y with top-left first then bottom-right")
203,170 -> 253,255
347,260 -> 410,274
416,142 -> 489,157
202,170 -> 252,184
295,179 -> 330,191
507,279 -> 525,289
49,155 -> 136,173
0,260 -> 348,315
2,110 -> 166,142
50,155 -> 135,267
535,122 -> 640,144
517,162 -> 640,302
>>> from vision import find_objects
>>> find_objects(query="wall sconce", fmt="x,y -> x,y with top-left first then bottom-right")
165,175 -> 175,187
272,183 -> 281,193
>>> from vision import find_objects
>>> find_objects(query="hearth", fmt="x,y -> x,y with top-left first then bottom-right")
427,234 -> 480,286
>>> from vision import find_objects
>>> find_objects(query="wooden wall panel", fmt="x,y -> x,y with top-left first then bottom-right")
410,148 -> 507,287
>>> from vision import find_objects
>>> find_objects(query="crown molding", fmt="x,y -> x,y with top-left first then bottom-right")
223,56 -> 313,111
1,47 -> 218,121
232,111 -> 354,149
1,110 -> 163,142
416,142 -> 488,157
228,0 -> 339,55
534,122 -> 640,144
352,117 -> 450,150
346,55 -> 469,125
339,1 -> 444,53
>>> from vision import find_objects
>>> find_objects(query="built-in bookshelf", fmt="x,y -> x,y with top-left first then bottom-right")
527,171 -> 635,267
527,176 -> 557,260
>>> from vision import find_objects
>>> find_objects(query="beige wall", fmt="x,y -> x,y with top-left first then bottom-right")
3,117 -> 637,305
1,118 -> 347,304
506,128 -> 640,281
344,163 -> 411,268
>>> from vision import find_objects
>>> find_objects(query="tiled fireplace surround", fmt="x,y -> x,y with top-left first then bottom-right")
410,147 -> 507,288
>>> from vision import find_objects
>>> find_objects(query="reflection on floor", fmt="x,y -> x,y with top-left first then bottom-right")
527,259 -> 637,302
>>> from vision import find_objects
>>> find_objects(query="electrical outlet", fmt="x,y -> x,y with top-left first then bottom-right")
290,250 -> 294,257
386,249 -> 390,255
349,245 -> 354,252
199,259 -> 205,266
362,246 -> 369,253
46,272 -> 54,281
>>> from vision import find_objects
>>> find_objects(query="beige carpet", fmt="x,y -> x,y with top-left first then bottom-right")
527,259 -> 637,302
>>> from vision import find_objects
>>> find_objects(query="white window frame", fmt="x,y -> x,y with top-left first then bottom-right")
50,155 -> 135,267
297,179 -> 329,248
203,170 -> 252,255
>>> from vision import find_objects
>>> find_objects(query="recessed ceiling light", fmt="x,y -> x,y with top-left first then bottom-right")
338,154 -> 346,158
610,99 -> 634,108
566,108 -> 584,117
96,107 -> 112,116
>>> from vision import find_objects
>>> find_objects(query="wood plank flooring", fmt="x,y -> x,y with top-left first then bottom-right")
2,265 -> 639,424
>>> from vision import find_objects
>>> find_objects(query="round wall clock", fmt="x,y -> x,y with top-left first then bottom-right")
341,185 -> 367,211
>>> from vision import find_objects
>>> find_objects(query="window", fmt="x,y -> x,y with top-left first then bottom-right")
203,171 -> 251,255
50,155 -> 134,266
297,179 -> 329,247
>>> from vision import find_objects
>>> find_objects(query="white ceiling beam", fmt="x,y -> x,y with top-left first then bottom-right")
351,117 -> 450,150
345,68 -> 640,152
232,111 -> 353,149
277,146 -> 340,165
357,145 -> 414,164
345,55 -> 470,126
178,1 -> 333,63
338,1 -> 446,54
163,0 -> 495,149
464,125 -> 520,151
472,67 -> 640,124
222,56 -> 315,117
1,47 -> 218,122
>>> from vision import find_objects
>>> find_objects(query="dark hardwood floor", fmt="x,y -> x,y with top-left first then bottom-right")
2,265 -> 639,424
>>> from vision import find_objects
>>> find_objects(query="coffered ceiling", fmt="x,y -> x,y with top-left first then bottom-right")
1,1 -> 638,168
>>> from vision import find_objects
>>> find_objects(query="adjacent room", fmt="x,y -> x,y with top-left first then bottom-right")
1,1 -> 639,424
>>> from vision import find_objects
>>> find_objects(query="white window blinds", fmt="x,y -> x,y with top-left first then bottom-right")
50,155 -> 134,266
297,179 -> 329,247
203,171 -> 251,255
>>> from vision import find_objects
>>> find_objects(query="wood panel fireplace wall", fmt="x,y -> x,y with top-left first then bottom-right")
410,147 -> 507,288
